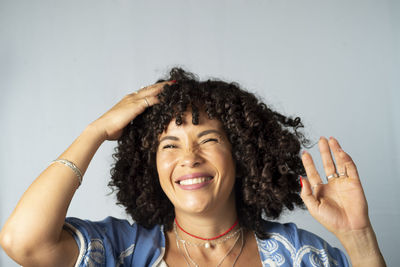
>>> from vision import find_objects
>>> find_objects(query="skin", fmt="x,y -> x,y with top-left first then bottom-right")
156,112 -> 262,266
301,137 -> 386,266
0,81 -> 385,266
156,111 -> 236,221
0,82 -> 172,266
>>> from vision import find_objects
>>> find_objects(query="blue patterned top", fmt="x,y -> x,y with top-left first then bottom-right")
64,217 -> 349,267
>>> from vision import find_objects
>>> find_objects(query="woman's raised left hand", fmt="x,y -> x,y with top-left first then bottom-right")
300,136 -> 370,236
300,137 -> 386,266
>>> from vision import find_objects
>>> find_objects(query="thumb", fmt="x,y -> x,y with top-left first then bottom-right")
300,176 -> 320,213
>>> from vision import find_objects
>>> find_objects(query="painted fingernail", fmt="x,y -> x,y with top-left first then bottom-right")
329,136 -> 334,140
300,176 -> 303,188
302,150 -> 307,155
337,148 -> 343,152
171,80 -> 177,83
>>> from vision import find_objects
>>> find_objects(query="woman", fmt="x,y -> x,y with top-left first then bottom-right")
0,68 -> 385,266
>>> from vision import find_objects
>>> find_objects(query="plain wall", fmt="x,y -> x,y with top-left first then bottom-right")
1,0 -> 399,266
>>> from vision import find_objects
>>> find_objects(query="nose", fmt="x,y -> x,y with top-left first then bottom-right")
180,150 -> 204,168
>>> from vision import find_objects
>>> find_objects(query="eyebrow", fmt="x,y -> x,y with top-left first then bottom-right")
159,136 -> 179,143
159,129 -> 221,143
197,129 -> 221,138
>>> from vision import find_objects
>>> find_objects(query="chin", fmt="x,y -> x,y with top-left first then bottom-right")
178,197 -> 213,215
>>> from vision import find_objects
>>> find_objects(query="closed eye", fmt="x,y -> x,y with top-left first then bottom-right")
201,138 -> 219,144
162,144 -> 178,149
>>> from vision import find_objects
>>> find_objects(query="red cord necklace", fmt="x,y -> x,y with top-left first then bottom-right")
174,218 -> 238,241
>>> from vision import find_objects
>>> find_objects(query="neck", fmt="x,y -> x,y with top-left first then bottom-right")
175,218 -> 238,241
173,194 -> 238,241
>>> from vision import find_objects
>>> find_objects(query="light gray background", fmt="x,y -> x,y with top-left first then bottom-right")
1,0 -> 399,266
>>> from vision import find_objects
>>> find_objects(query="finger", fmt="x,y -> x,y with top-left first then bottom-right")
133,95 -> 161,109
136,81 -> 175,97
319,137 -> 337,179
131,85 -> 161,97
328,137 -> 346,177
301,151 -> 323,185
339,149 -> 360,180
300,177 -> 320,213
143,95 -> 161,107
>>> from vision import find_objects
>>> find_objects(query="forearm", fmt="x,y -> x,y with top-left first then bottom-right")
338,227 -> 386,267
0,123 -> 105,257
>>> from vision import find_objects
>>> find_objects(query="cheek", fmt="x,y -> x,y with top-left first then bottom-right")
207,147 -> 234,168
156,152 -> 178,181
156,157 -> 172,194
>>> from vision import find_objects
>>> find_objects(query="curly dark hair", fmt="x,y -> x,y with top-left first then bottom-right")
109,67 -> 308,239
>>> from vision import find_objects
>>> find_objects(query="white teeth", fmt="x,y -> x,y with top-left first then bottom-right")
179,177 -> 212,185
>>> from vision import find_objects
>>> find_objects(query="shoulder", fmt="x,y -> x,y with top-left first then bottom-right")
64,216 -> 165,266
255,220 -> 349,267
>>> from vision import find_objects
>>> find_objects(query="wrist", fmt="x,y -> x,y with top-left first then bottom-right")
337,227 -> 385,266
86,122 -> 108,143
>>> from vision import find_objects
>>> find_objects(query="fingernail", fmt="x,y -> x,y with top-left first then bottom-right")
300,176 -> 303,188
329,136 -> 333,140
171,80 -> 177,83
337,148 -> 342,152
302,150 -> 307,155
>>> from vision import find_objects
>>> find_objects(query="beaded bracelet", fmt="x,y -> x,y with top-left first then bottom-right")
51,159 -> 83,186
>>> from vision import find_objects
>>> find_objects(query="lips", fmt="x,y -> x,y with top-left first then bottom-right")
175,172 -> 214,190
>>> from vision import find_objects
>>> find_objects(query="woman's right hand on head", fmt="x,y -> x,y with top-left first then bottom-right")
0,80 -> 173,267
91,81 -> 175,141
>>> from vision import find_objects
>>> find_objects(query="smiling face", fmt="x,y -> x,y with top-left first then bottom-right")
156,110 -> 236,217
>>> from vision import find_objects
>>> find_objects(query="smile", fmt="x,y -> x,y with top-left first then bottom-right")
175,173 -> 214,190
179,177 -> 213,185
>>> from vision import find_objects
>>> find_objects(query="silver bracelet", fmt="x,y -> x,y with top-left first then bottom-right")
51,159 -> 83,186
